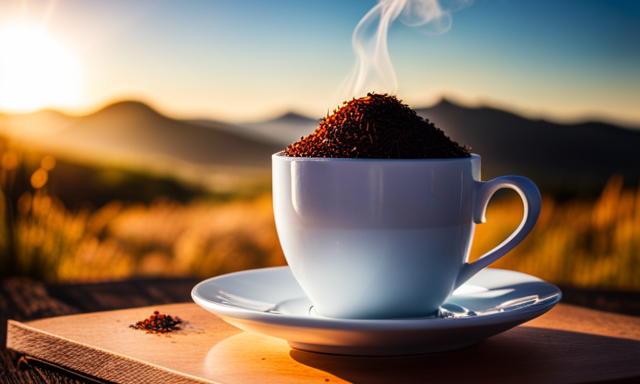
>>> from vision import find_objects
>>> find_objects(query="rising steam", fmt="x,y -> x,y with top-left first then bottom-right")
337,0 -> 472,102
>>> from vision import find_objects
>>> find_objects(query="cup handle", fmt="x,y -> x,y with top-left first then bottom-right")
454,176 -> 542,289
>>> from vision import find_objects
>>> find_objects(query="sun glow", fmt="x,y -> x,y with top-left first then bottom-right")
0,26 -> 83,113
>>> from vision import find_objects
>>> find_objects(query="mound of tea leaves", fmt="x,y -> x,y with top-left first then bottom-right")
283,93 -> 470,159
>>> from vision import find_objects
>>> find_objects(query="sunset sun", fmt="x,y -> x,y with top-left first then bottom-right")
0,26 -> 82,113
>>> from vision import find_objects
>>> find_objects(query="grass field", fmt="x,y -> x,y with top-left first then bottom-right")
1,145 -> 639,291
471,175 -> 640,290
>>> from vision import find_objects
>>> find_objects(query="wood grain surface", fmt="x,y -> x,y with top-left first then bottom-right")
6,302 -> 640,384
1,277 -> 199,384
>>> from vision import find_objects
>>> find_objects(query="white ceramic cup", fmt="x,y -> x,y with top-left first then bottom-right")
272,152 -> 541,319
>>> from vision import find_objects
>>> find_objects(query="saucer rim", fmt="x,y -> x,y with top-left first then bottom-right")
191,266 -> 562,327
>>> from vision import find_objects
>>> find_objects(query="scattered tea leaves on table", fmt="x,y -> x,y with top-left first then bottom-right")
130,311 -> 183,335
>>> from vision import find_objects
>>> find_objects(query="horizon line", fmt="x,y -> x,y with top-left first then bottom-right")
1,95 -> 639,130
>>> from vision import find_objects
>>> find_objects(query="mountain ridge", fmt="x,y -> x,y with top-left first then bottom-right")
2,99 -> 638,195
415,100 -> 640,194
55,100 -> 283,169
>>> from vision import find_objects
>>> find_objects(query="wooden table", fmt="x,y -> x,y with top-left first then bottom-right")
1,278 -> 199,384
2,277 -> 640,384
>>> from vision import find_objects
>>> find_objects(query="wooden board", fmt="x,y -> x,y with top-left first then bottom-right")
6,303 -> 640,384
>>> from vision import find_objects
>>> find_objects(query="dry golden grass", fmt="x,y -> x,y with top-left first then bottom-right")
2,158 -> 639,290
4,192 -> 286,281
471,175 -> 640,290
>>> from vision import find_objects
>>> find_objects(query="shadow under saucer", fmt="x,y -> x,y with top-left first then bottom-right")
203,324 -> 640,384
289,326 -> 640,384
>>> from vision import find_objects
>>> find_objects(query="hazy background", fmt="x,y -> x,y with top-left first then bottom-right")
0,0 -> 639,293
1,0 -> 638,125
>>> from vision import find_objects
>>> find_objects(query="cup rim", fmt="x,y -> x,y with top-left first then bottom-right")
273,151 -> 479,162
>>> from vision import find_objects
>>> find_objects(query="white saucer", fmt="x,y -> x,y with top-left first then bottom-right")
192,266 -> 561,356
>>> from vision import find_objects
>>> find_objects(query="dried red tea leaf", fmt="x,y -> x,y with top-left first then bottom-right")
129,311 -> 183,335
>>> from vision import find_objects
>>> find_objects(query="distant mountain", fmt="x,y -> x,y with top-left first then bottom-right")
233,112 -> 319,145
5,99 -> 638,195
56,101 -> 282,169
232,99 -> 640,194
416,99 -> 640,194
269,112 -> 319,126
189,111 -> 318,146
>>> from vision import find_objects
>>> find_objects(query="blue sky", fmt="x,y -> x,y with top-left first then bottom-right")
0,0 -> 638,126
